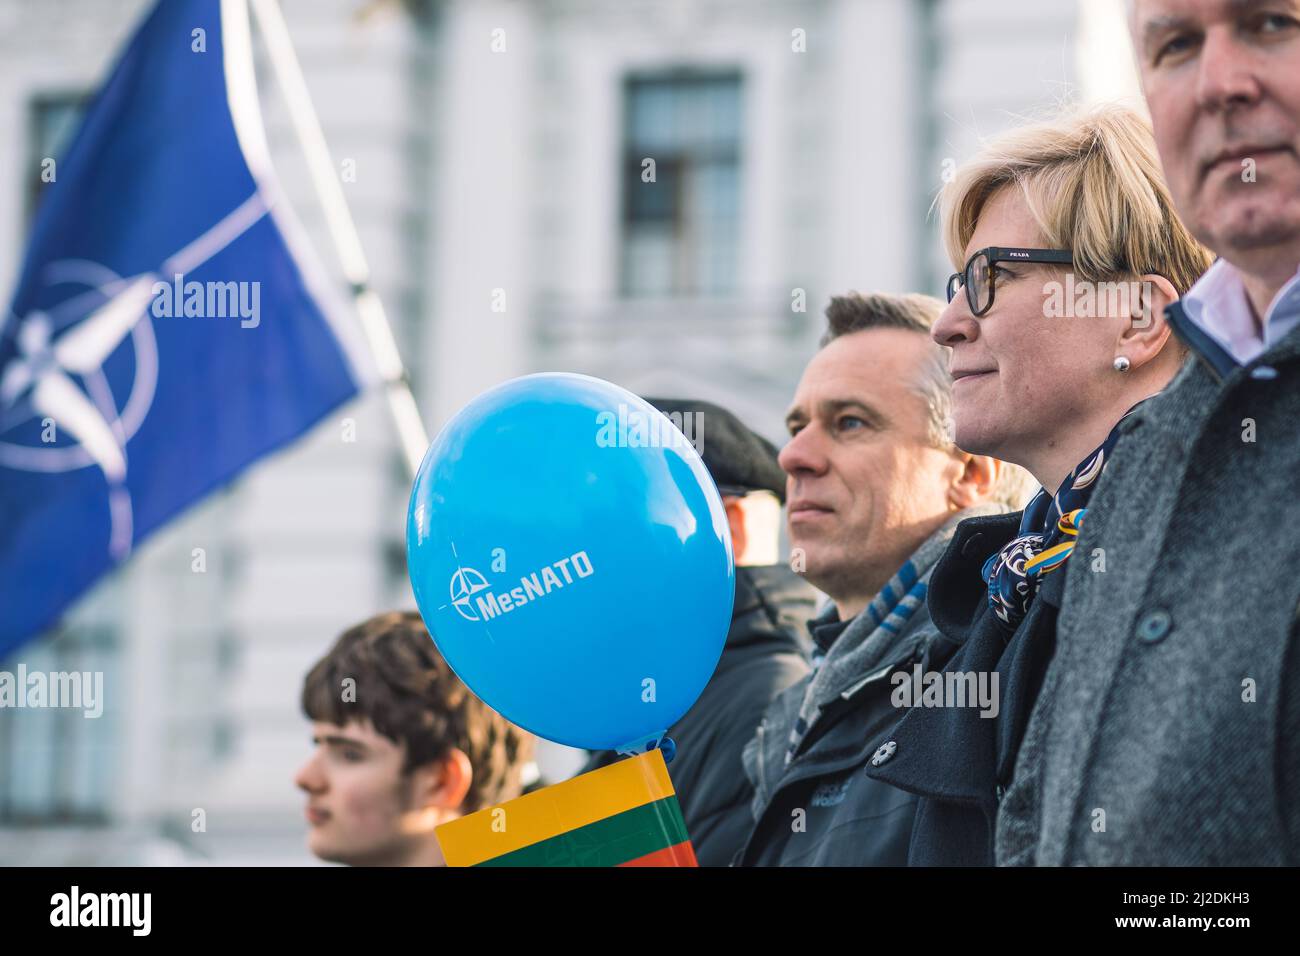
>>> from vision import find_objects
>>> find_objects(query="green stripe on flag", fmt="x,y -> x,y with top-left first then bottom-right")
478,795 -> 689,867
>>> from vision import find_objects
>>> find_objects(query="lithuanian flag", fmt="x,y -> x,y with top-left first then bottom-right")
435,748 -> 697,867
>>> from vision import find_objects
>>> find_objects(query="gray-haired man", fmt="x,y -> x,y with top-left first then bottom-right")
999,0 -> 1300,865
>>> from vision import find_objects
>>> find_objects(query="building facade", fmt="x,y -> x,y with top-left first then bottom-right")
0,0 -> 1131,864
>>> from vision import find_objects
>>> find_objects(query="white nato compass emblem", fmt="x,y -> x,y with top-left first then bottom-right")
0,192 -> 270,560
449,566 -> 490,621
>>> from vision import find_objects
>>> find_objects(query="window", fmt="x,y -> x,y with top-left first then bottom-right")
0,624 -> 118,824
620,72 -> 743,298
0,91 -> 120,826
26,92 -> 90,227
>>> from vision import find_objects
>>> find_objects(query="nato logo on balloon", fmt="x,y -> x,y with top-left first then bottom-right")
406,373 -> 735,754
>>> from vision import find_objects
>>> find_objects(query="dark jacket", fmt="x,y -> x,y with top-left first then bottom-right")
734,603 -> 935,866
733,510 -> 1005,866
861,512 -> 1064,865
997,304 -> 1300,865
582,564 -> 816,866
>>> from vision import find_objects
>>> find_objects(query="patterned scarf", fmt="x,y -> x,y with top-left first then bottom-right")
784,508 -> 996,766
982,403 -> 1145,632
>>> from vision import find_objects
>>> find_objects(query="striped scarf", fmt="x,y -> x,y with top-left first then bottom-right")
982,402 -> 1146,632
784,508 -> 992,766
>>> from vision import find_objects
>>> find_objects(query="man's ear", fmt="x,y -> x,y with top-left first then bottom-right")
419,747 -> 472,812
1117,273 -> 1179,369
948,452 -> 998,510
723,496 -> 747,561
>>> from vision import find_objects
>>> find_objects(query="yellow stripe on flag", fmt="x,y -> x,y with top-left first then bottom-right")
436,748 -> 676,867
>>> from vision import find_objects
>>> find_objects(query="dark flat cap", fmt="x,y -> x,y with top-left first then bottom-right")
643,396 -> 787,503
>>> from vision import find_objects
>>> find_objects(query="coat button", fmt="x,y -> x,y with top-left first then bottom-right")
1250,365 -> 1278,380
870,741 -> 896,766
1136,609 -> 1173,644
960,533 -> 985,559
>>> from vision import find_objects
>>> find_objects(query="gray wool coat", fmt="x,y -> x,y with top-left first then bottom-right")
997,300 -> 1300,866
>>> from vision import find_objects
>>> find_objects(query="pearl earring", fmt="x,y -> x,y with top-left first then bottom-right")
1113,356 -> 1131,372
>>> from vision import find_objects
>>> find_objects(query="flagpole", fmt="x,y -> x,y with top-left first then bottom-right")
245,0 -> 430,476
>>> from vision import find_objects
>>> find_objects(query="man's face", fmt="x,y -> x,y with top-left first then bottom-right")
1134,0 -> 1300,265
293,719 -> 425,866
779,328 -> 961,602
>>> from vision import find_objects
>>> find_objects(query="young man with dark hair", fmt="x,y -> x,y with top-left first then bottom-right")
294,610 -> 533,866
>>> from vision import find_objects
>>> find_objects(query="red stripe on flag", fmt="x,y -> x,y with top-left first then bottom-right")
617,840 -> 699,868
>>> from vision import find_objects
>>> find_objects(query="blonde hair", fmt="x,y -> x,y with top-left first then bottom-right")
941,103 -> 1212,295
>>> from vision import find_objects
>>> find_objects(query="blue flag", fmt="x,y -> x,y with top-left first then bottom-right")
0,0 -> 376,655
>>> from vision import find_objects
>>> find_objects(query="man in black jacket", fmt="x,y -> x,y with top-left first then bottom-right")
737,292 -> 1023,866
580,397 -> 817,867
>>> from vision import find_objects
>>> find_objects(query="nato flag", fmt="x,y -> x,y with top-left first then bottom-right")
0,0 -> 376,655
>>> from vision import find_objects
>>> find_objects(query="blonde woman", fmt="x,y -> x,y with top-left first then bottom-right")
862,104 -> 1213,865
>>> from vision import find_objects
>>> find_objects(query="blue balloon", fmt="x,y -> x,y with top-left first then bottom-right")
406,373 -> 735,752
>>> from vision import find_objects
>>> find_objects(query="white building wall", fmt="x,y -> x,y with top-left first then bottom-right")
0,0 -> 1124,864
0,0 -> 428,864
423,0 -> 534,428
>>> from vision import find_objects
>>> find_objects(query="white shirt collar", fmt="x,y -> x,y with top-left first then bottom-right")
1181,257 -> 1300,365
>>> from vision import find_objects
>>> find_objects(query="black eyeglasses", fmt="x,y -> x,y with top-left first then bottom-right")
946,247 -> 1074,317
